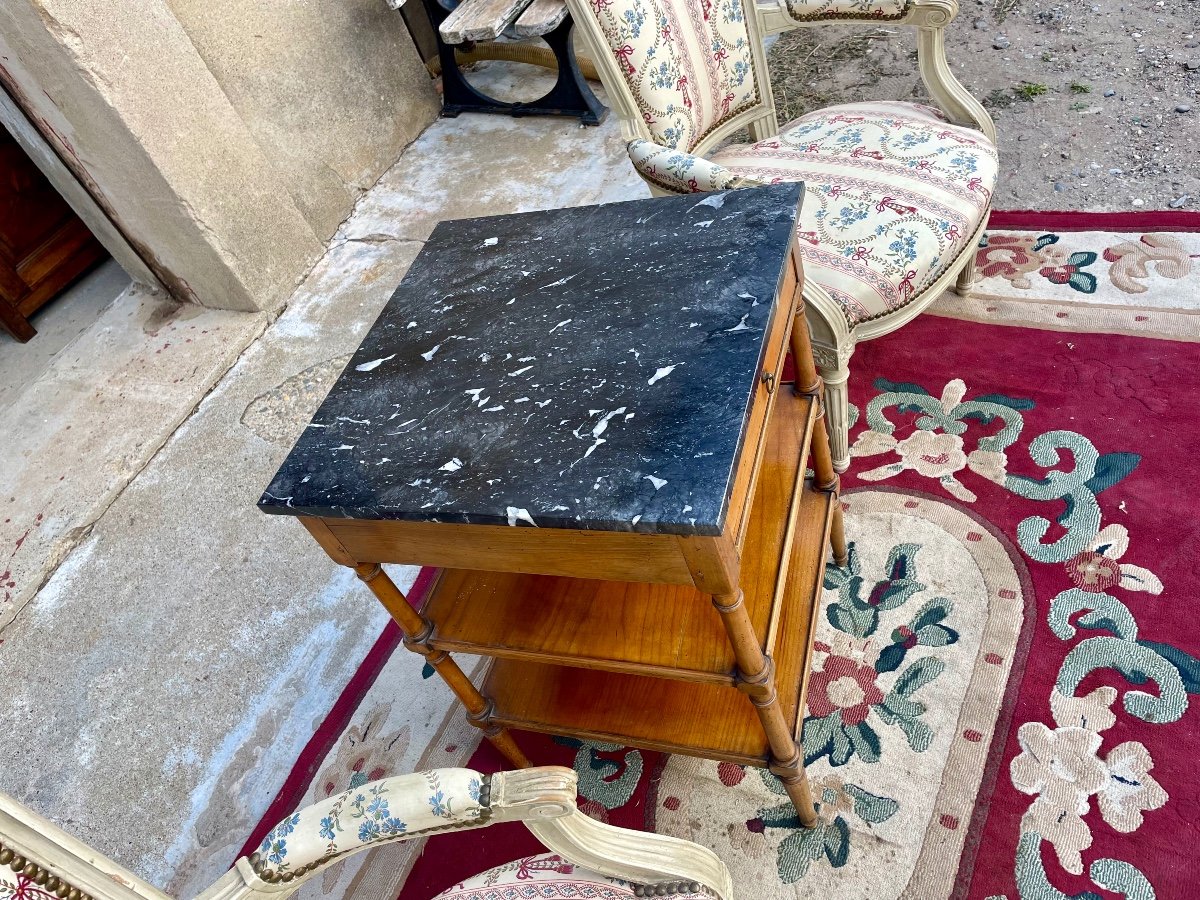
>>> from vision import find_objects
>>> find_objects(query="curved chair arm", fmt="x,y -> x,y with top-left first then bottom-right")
757,0 -> 996,142
760,0 -> 948,28
240,767 -> 492,887
198,767 -> 732,900
627,139 -> 765,195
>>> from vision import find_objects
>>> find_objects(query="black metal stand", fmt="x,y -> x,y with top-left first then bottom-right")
425,0 -> 607,126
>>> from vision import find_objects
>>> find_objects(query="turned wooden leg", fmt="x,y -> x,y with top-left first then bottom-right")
955,212 -> 990,297
789,316 -> 849,568
712,589 -> 818,828
680,537 -> 819,827
354,563 -> 531,769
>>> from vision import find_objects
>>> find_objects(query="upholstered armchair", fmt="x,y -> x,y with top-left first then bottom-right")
0,767 -> 728,900
566,0 -> 997,469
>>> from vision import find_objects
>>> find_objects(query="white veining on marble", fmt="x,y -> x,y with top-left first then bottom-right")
506,506 -> 537,527
355,354 -> 395,372
648,365 -> 676,385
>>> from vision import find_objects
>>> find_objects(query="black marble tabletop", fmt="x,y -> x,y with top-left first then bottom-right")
259,182 -> 804,535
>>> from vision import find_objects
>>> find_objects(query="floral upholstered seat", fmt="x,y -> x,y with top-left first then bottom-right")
434,852 -> 709,899
628,101 -> 997,327
567,0 -> 997,469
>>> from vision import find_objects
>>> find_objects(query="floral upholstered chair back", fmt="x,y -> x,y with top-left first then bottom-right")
581,0 -> 775,154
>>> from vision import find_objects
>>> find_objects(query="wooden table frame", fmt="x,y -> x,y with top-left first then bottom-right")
298,243 -> 846,826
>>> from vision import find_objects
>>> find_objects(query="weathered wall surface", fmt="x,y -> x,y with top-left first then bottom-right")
0,0 -> 438,313
166,0 -> 441,240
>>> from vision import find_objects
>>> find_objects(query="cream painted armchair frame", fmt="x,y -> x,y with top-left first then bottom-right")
0,767 -> 731,900
567,0 -> 996,469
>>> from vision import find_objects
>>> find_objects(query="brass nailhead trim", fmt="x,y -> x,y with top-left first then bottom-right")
0,837 -> 94,900
632,880 -> 710,897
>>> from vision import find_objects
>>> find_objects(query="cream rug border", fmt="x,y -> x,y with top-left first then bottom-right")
930,291 -> 1200,342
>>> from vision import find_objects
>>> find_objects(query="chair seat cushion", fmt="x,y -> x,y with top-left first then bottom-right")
433,851 -> 708,898
710,101 -> 998,327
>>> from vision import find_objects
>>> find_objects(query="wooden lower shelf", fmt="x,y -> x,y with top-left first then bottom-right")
424,391 -> 820,685
481,489 -> 835,766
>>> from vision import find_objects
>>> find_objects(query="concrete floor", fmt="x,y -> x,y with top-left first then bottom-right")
0,70 -> 647,898
0,260 -> 131,412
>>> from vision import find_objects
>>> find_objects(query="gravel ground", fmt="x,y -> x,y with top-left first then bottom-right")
766,0 -> 1200,211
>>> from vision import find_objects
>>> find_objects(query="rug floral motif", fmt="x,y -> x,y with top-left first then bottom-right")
653,489 -> 1028,897
974,231 -> 1199,300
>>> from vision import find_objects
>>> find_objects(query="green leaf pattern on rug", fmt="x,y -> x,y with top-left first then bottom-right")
748,770 -> 898,883
807,541 -> 955,768
553,737 -> 644,810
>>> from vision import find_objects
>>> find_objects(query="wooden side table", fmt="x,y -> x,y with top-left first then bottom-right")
259,184 -> 847,824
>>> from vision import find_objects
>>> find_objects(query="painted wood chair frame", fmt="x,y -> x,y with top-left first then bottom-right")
564,0 -> 996,470
0,767 -> 730,900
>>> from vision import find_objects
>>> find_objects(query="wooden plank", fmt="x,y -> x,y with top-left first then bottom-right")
485,659 -> 773,765
324,517 -> 694,584
513,0 -> 569,36
423,393 -> 817,684
398,0 -> 440,66
300,517 -> 359,568
765,393 -> 819,655
788,492 -> 837,737
439,0 -> 531,44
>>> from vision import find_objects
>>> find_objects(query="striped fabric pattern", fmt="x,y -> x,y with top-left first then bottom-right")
702,101 -> 997,325
586,0 -> 766,151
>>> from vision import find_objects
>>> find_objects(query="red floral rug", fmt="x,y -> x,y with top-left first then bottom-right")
245,216 -> 1200,900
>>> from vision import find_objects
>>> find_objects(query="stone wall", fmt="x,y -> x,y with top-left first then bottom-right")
0,0 -> 439,313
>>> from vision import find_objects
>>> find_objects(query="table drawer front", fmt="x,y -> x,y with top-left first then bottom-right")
726,257 -> 798,548
317,517 -> 696,584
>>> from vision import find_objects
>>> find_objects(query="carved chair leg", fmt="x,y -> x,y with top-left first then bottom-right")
954,210 -> 990,297
816,361 -> 851,474
354,563 -> 531,769
954,243 -> 980,296
798,305 -> 854,475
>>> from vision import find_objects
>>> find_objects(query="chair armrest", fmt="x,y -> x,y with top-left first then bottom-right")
627,139 -> 763,194
243,768 -> 494,887
207,767 -> 579,900
758,0 -> 957,31
755,0 -> 995,143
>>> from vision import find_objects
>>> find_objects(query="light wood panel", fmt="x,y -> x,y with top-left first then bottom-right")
480,490 -> 834,765
424,393 -> 819,683
324,517 -> 695,584
439,0 -> 530,43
